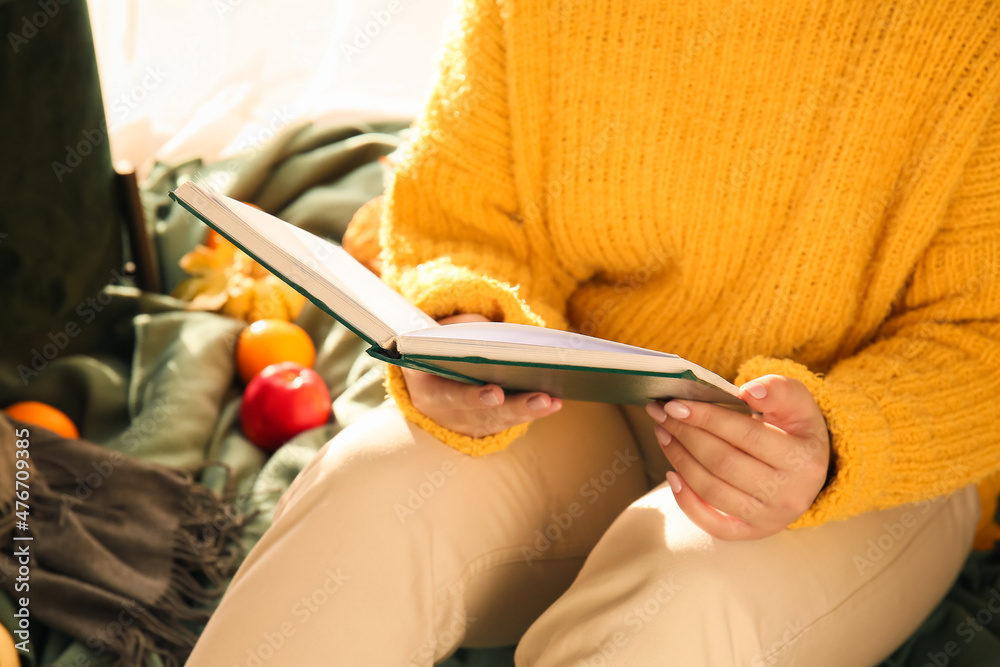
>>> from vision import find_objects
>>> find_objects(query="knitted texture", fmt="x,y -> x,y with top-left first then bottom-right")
380,0 -> 1000,532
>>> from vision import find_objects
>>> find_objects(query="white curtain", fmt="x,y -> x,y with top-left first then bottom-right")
86,0 -> 458,177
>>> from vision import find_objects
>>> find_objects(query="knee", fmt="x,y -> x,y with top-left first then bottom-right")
575,488 -> 763,635
518,497 -> 760,666
273,404 -> 464,530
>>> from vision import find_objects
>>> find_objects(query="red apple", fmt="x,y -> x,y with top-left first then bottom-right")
240,362 -> 332,451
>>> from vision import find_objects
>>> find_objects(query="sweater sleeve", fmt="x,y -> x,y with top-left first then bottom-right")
379,0 -> 575,456
735,104 -> 1000,529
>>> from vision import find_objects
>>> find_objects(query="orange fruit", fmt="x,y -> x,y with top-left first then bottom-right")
236,319 -> 316,384
342,195 -> 384,276
0,625 -> 18,667
4,400 -> 80,438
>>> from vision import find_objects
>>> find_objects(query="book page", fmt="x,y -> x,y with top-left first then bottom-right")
402,322 -> 675,358
228,199 -> 439,343
175,182 -> 437,348
398,321 -> 737,392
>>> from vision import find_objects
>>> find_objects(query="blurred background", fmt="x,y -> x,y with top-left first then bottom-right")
0,0 -> 463,349
87,0 -> 458,177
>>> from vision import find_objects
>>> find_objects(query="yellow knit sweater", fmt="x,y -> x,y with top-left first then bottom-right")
379,0 -> 1000,539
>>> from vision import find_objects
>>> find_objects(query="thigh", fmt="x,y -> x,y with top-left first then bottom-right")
517,481 -> 981,666
187,399 -> 649,667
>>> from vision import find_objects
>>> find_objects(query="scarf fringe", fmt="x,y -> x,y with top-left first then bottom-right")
109,485 -> 251,667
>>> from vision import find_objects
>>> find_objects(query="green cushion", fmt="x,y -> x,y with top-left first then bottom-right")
0,0 -> 123,352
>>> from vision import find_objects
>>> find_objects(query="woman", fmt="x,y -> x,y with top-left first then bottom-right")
188,0 -> 1000,664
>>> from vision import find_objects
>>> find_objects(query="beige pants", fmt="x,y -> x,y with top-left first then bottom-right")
187,400 -> 980,667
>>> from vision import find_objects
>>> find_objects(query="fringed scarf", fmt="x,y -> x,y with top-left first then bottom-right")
0,413 -> 246,666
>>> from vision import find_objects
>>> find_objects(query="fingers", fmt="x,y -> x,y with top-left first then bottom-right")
645,374 -> 831,541
437,313 -> 492,325
401,366 -> 562,437
409,370 -> 499,411
647,403 -> 774,490
503,392 -> 563,422
738,375 -> 827,438
665,472 -> 761,541
647,398 -> 786,468
456,390 -> 562,437
654,424 -> 769,522
402,312 -> 563,437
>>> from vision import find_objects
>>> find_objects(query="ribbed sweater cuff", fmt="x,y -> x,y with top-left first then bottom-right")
384,364 -> 529,456
389,261 -> 549,328
735,356 -> 891,530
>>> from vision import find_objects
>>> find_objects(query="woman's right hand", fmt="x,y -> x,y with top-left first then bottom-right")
400,314 -> 563,438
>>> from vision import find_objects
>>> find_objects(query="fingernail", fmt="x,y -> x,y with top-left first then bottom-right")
666,471 -> 682,494
480,389 -> 500,407
654,425 -> 672,446
742,381 -> 767,400
645,402 -> 667,423
527,395 -> 549,411
665,401 -> 690,419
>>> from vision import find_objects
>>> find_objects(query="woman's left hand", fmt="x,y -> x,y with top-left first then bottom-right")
645,374 -> 831,540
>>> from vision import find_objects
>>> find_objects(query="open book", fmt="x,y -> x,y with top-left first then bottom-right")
169,181 -> 748,412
